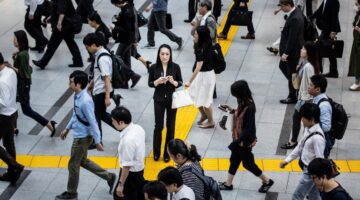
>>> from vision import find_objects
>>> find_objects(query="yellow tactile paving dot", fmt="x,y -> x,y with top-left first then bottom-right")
30,155 -> 61,168
347,161 -> 360,172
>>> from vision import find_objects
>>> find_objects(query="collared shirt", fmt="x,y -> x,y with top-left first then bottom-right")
312,93 -> 332,133
0,67 -> 17,116
66,89 -> 101,144
200,11 -> 212,25
118,123 -> 145,172
93,47 -> 113,96
298,62 -> 314,101
287,6 -> 296,17
285,123 -> 325,166
24,0 -> 44,15
170,184 -> 196,200
152,0 -> 167,12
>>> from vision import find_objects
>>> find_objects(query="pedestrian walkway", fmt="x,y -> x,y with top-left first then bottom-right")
0,0 -> 359,199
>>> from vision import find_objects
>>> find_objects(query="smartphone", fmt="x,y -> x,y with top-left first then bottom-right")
218,104 -> 228,112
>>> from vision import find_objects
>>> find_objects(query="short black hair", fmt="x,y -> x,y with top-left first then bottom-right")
83,33 -> 103,47
279,0 -> 294,6
143,181 -> 168,200
111,106 -> 132,124
199,0 -> 212,10
69,70 -> 88,89
300,103 -> 320,123
310,75 -> 327,93
308,158 -> 333,179
157,166 -> 183,187
0,52 -> 3,64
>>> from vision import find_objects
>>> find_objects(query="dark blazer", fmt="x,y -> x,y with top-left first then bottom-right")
279,7 -> 304,57
311,0 -> 341,33
148,62 -> 183,103
112,3 -> 139,44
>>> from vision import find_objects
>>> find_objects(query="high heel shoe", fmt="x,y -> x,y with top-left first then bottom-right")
50,121 -> 57,137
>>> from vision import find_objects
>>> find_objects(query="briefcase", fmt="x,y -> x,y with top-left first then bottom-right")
230,10 -> 253,26
318,39 -> 344,58
137,12 -> 148,27
154,13 -> 173,31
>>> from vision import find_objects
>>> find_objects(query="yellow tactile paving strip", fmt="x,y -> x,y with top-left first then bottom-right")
1,156 -> 360,180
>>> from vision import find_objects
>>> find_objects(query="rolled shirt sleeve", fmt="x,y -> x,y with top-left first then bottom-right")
120,142 -> 137,167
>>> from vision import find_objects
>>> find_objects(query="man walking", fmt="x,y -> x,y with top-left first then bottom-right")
56,70 -> 116,200
143,0 -> 183,50
0,53 -> 24,186
111,106 -> 146,200
278,0 -> 304,104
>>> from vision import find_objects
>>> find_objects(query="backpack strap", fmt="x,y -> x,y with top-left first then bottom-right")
95,52 -> 111,71
316,97 -> 329,107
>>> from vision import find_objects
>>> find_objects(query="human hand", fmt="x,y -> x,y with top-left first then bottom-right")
330,32 -> 337,40
184,82 -> 191,88
57,23 -> 62,32
96,143 -> 104,151
60,129 -> 69,140
116,184 -> 124,197
28,14 -> 34,20
279,161 -> 288,168
281,54 -> 288,62
105,97 -> 111,107
240,2 -> 245,7
355,26 -> 360,32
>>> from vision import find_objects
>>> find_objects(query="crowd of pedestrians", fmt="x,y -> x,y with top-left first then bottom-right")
0,0 -> 358,199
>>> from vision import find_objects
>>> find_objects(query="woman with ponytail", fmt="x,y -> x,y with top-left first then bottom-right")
167,139 -> 205,200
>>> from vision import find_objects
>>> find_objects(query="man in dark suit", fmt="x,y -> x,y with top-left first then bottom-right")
311,0 -> 341,77
278,0 -> 304,104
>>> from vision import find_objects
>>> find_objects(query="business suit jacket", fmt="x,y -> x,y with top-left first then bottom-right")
148,62 -> 183,103
279,7 -> 304,57
311,0 -> 341,33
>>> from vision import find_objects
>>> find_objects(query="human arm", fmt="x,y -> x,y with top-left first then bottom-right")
330,0 -> 340,35
284,17 -> 302,56
312,135 -> 325,158
235,103 -> 256,147
99,55 -> 113,107
104,76 -> 111,107
116,166 -> 130,197
28,0 -> 38,19
185,61 -> 202,87
82,101 -> 101,145
319,102 -> 332,133
144,3 -> 153,12
57,14 -> 64,31
169,64 -> 183,88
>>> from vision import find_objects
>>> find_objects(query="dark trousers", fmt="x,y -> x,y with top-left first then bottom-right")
147,11 -> 181,46
93,92 -> 115,141
131,46 -> 141,60
24,4 -> 48,47
305,0 -> 313,16
187,0 -> 198,21
0,113 -> 22,172
279,56 -> 299,99
21,102 -> 48,126
113,169 -> 145,200
222,8 -> 255,35
116,43 -> 132,68
40,29 -> 82,66
291,109 -> 301,143
324,132 -> 335,159
319,32 -> 338,74
75,0 -> 94,23
228,147 -> 262,176
153,100 -> 177,157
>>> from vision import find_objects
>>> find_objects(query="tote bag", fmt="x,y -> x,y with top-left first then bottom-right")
171,89 -> 193,109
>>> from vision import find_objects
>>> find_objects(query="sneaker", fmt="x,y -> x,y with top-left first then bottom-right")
349,83 -> 360,91
55,192 -> 78,200
258,179 -> 274,193
241,33 -> 255,40
176,38 -> 183,50
107,173 -> 116,194
266,47 -> 279,55
142,43 -> 156,49
218,182 -> 233,190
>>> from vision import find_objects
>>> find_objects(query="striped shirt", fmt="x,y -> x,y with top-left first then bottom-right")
178,161 -> 205,200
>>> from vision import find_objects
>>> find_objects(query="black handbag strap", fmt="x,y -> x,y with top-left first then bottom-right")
74,98 -> 90,126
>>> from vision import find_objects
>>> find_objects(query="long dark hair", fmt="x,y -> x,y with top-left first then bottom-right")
156,44 -> 173,68
14,30 -> 29,51
303,41 -> 320,75
231,80 -> 255,111
167,139 -> 201,162
194,26 -> 212,51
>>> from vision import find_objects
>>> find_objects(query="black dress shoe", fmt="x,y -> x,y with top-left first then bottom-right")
50,121 -> 57,137
10,165 -> 24,186
154,155 -> 159,161
323,72 -> 339,78
0,172 -> 12,182
163,154 -> 170,163
32,60 -> 46,70
112,94 -> 122,107
130,74 -> 141,88
279,97 -> 297,104
30,46 -> 45,53
68,63 -> 84,68
184,19 -> 192,23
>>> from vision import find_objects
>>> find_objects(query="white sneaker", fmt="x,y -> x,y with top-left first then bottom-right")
349,83 -> 360,91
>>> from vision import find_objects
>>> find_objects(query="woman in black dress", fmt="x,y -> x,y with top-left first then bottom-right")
148,44 -> 183,162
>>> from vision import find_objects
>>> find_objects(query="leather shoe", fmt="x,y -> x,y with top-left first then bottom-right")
68,63 -> 84,68
30,46 -> 45,53
266,47 -> 279,55
10,165 -> 24,186
0,172 -> 12,182
184,19 -> 192,23
130,74 -> 141,88
279,97 -> 297,104
323,72 -> 339,78
32,60 -> 46,70
241,33 -> 255,40
154,155 -> 159,161
163,154 -> 170,163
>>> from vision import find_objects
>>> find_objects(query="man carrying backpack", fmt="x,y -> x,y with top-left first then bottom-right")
308,75 -> 333,158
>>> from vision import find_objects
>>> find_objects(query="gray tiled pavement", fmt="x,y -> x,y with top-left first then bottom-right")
0,0 -> 360,199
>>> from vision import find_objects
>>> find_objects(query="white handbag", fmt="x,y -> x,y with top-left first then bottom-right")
171,89 -> 193,109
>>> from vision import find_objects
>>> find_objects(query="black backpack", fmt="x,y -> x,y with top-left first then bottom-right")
183,167 -> 222,200
303,16 -> 318,42
324,184 -> 353,200
212,43 -> 226,74
317,98 -> 350,140
96,51 -> 128,89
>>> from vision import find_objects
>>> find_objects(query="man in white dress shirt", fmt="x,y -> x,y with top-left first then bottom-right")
0,53 -> 24,186
111,106 -> 146,200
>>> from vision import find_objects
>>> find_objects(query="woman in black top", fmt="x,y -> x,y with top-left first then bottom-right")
148,44 -> 183,162
167,139 -> 205,200
217,0 -> 255,40
185,26 -> 216,129
218,80 -> 273,193
8,30 -> 56,136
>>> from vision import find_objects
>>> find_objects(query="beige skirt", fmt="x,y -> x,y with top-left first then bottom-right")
189,70 -> 216,108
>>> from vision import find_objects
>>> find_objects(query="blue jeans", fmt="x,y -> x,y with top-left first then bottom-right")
292,167 -> 321,200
